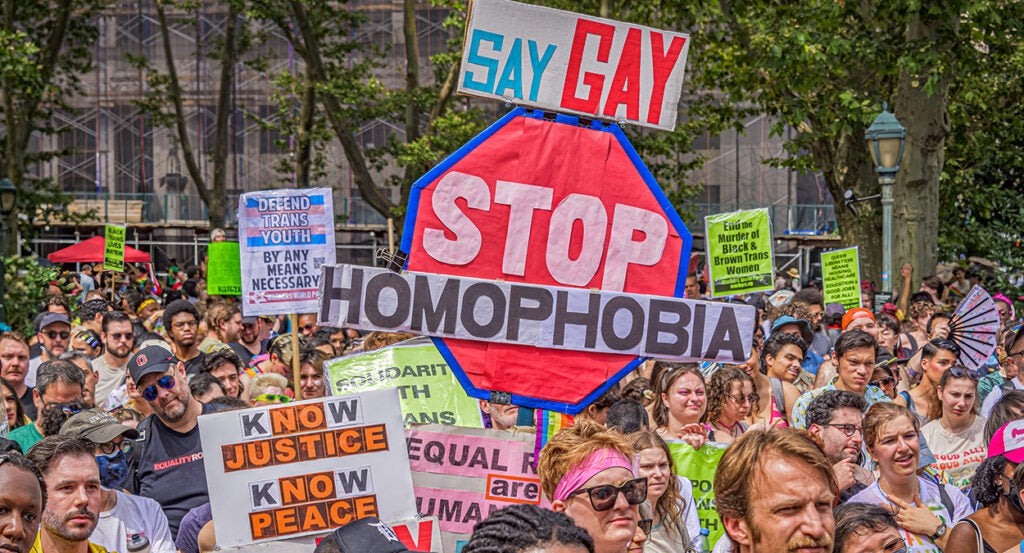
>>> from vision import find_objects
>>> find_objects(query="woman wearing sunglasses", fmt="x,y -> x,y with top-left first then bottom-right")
702,367 -> 754,444
539,420 -> 646,553
920,366 -> 986,490
848,403 -> 974,552
631,431 -> 697,553
248,373 -> 291,406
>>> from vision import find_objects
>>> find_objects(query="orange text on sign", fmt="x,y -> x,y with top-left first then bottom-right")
222,424 -> 388,472
249,495 -> 379,540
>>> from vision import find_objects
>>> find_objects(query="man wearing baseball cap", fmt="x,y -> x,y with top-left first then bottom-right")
123,345 -> 216,539
982,324 -> 1024,417
61,409 -> 175,553
25,312 -> 72,388
842,307 -> 879,340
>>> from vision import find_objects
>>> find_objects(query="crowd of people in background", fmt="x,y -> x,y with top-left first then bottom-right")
1,251 -> 1023,553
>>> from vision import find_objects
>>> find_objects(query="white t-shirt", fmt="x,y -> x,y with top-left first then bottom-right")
847,477 -> 974,553
25,356 -> 40,388
920,416 -> 987,490
93,355 -> 129,411
92,490 -> 176,553
678,475 -> 701,542
981,378 -> 1024,418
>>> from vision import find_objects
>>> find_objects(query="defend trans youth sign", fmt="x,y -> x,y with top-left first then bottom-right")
458,0 -> 690,130
238,188 -> 337,316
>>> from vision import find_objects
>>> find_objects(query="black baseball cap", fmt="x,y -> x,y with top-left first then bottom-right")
313,517 -> 410,553
128,345 -> 180,383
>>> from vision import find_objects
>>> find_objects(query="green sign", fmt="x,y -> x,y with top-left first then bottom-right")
207,241 -> 242,296
821,246 -> 862,310
324,337 -> 482,427
103,224 -> 126,272
705,208 -> 774,297
667,441 -> 727,548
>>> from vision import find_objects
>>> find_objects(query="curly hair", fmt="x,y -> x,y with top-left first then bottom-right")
907,301 -> 936,326
649,362 -> 704,428
631,431 -> 683,539
972,456 -> 1011,507
703,366 -> 756,426
462,504 -> 594,553
537,419 -> 634,502
620,377 -> 652,405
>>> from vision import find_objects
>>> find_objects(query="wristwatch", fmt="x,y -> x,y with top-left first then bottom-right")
930,522 -> 947,541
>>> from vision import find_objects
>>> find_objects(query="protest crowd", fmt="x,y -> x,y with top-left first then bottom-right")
0,246 -> 1021,553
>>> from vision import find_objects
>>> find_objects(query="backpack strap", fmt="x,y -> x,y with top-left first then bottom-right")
126,415 -> 154,494
936,481 -> 956,524
769,377 -> 788,422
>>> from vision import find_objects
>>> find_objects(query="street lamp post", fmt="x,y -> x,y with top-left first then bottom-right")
0,178 -> 17,325
865,104 -> 906,294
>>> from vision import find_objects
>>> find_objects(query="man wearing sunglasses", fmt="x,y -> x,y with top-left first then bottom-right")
25,312 -> 72,389
9,360 -> 85,452
60,409 -> 175,553
124,345 -> 215,540
981,324 -> 1024,418
93,311 -> 135,411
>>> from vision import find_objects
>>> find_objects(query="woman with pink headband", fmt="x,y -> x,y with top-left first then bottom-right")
539,420 -> 647,553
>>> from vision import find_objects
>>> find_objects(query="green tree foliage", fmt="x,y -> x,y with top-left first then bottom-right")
1,256 -> 71,334
0,0 -> 105,249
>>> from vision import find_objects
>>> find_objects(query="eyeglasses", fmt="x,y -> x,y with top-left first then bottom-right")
142,375 -> 176,401
45,330 -> 70,340
172,320 -> 199,329
869,376 -> 895,388
110,332 -> 134,341
567,477 -> 648,511
873,537 -> 907,553
823,423 -> 862,437
96,441 -> 132,455
252,393 -> 291,404
637,518 -> 653,537
947,366 -> 980,380
727,393 -> 759,405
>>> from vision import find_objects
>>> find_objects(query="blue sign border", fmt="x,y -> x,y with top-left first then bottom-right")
400,107 -> 693,415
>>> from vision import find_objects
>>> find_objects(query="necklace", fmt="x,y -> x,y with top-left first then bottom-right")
712,419 -> 742,437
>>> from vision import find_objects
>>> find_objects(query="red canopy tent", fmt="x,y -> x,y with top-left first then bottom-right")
46,236 -> 152,264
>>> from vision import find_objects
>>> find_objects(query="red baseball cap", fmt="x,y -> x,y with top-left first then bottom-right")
842,307 -> 875,331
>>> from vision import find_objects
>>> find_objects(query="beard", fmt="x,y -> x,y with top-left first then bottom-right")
43,507 -> 97,542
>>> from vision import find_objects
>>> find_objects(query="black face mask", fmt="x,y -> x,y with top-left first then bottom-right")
1006,479 -> 1024,512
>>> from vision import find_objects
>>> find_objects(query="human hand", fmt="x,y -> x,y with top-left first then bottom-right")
885,494 -> 943,537
901,263 -> 913,280
833,458 -> 857,491
677,423 -> 707,450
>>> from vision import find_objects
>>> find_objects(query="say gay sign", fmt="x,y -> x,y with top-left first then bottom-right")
459,0 -> 690,131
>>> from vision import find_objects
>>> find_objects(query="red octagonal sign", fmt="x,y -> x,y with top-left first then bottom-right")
400,108 -> 692,413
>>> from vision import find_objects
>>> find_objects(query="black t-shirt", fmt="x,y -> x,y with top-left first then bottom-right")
183,352 -> 206,377
19,387 -> 36,421
228,342 -> 255,367
128,402 -> 216,539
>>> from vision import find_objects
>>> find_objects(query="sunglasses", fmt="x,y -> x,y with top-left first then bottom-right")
110,332 -> 134,341
61,405 -> 83,418
637,518 -> 653,537
567,477 -> 647,511
727,393 -> 759,405
948,366 -> 980,380
142,375 -> 176,401
252,393 -> 291,404
869,376 -> 895,388
45,330 -> 70,340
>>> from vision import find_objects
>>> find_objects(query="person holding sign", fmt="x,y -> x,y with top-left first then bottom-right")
539,420 -> 645,553
631,430 -> 697,551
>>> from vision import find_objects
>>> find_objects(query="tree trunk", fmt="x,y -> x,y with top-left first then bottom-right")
209,1 -> 241,229
891,8 -> 956,288
294,67 -> 316,188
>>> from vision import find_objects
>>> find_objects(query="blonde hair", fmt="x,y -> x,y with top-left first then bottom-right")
537,419 -> 634,501
249,373 -> 288,399
631,431 -> 683,538
361,331 -> 416,352
715,428 -> 837,521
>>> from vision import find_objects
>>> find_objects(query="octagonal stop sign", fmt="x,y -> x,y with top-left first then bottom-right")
400,107 -> 692,414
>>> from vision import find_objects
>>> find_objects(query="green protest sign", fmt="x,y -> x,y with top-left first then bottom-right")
325,337 -> 482,427
667,441 -> 727,548
207,241 -> 242,295
103,224 -> 126,272
821,246 -> 862,310
704,208 -> 774,297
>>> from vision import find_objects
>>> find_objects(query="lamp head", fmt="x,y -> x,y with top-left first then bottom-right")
865,103 -> 906,178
